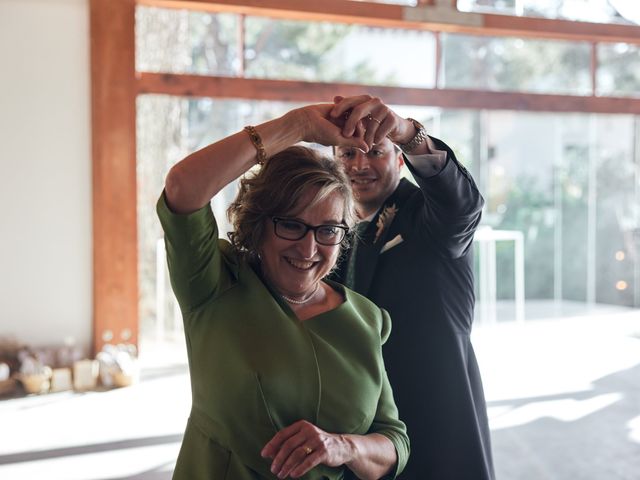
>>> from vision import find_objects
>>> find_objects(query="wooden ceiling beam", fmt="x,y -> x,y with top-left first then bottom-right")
137,0 -> 640,44
137,73 -> 640,114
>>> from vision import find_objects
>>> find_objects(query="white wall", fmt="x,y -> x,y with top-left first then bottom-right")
0,0 -> 92,351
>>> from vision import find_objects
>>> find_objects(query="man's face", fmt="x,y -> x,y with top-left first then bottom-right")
335,137 -> 404,218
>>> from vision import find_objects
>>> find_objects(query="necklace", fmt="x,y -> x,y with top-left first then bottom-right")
281,283 -> 320,305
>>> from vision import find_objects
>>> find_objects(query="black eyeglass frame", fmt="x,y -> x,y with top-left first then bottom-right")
271,217 -> 349,246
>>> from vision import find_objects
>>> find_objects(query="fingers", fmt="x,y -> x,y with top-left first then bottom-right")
262,420 -> 334,479
362,113 -> 390,147
277,443 -> 322,479
320,119 -> 368,151
269,430 -> 306,476
300,104 -> 369,151
261,422 -> 302,459
329,95 -> 397,149
329,94 -> 374,119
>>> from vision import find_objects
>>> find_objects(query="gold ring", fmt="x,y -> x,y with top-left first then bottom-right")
303,446 -> 313,455
368,114 -> 382,125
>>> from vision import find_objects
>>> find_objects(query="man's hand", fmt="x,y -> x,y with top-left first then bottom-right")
330,95 -> 416,149
261,420 -> 355,479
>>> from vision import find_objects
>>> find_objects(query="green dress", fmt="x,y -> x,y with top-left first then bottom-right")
157,193 -> 409,480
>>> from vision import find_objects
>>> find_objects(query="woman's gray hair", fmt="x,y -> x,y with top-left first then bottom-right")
227,145 -> 356,260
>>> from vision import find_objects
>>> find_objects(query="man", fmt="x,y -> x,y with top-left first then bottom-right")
329,95 -> 494,479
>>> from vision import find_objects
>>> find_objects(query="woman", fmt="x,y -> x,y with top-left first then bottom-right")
157,102 -> 409,480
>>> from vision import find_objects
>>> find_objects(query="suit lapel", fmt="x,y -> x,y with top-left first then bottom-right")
354,179 -> 414,295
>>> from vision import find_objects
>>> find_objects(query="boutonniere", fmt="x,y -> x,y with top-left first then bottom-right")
374,204 -> 398,244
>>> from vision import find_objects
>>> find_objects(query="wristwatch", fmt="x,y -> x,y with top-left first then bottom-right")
398,118 -> 427,154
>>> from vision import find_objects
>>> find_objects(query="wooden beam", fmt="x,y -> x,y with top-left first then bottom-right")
137,0 -> 640,44
480,12 -> 640,44
91,0 -> 139,355
138,0 -> 406,28
137,73 -> 640,114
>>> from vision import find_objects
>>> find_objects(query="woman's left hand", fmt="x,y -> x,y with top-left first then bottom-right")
261,420 -> 354,479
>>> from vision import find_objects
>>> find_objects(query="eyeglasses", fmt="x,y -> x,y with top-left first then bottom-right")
272,217 -> 349,246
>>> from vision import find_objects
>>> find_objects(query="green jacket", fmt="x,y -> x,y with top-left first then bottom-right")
157,193 -> 409,480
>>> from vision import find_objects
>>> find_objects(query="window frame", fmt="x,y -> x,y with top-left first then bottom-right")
90,0 -> 640,354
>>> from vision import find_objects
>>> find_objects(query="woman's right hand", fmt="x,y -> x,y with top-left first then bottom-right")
261,419 -> 396,480
261,419 -> 355,479
291,104 -> 369,151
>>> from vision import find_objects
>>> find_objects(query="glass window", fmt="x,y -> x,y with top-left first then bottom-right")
455,109 -> 639,321
138,98 -> 640,334
136,6 -> 241,76
136,8 -> 436,87
597,42 -> 640,97
457,0 -> 634,25
244,17 -> 436,87
593,115 -> 639,306
441,33 -> 591,95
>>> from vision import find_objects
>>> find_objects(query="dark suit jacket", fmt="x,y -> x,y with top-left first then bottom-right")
333,137 -> 494,480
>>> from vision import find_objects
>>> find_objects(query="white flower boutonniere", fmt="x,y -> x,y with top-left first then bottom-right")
374,204 -> 399,244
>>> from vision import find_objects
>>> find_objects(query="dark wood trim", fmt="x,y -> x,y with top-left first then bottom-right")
481,12 -> 640,44
137,73 -> 640,114
91,0 -> 139,355
137,0 -> 640,44
89,0 -> 640,358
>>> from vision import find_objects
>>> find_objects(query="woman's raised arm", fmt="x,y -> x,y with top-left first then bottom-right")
164,104 -> 367,214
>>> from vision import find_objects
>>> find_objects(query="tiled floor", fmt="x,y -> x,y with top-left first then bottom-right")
1,303 -> 639,479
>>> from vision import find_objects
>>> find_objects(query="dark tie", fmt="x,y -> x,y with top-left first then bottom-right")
345,221 -> 370,289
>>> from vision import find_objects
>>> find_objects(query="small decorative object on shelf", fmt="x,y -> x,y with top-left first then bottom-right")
50,367 -> 73,392
0,362 -> 16,397
0,362 -> 9,382
0,337 -> 23,385
17,353 -> 52,395
73,359 -> 99,391
1,338 -> 141,397
19,371 -> 52,394
97,343 -> 139,388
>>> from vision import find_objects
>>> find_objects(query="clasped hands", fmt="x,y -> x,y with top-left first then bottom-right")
261,419 -> 354,479
298,94 -> 413,153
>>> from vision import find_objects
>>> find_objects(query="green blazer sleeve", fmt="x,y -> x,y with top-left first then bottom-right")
156,191 -> 237,313
370,310 -> 410,478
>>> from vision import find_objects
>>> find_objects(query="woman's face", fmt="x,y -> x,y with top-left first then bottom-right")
260,188 -> 345,300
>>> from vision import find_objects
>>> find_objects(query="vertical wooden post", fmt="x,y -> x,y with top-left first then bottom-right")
90,0 -> 138,355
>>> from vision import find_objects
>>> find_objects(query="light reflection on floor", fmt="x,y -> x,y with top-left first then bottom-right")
472,303 -> 640,479
0,362 -> 190,480
627,415 -> 640,444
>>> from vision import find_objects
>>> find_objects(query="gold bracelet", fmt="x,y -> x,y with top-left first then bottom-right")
243,125 -> 267,166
